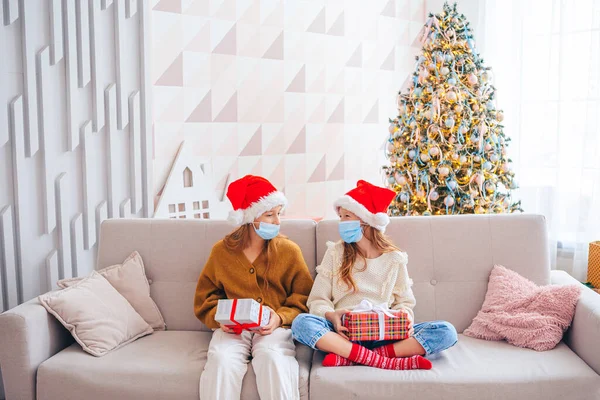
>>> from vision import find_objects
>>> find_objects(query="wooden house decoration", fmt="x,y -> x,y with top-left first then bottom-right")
154,141 -> 230,220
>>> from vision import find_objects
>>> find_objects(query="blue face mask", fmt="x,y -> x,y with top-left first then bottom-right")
339,221 -> 363,243
253,222 -> 280,240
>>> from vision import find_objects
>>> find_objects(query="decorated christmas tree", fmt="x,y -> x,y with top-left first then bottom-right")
383,2 -> 522,216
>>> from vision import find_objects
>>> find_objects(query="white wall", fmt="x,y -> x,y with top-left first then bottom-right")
0,0 -> 152,309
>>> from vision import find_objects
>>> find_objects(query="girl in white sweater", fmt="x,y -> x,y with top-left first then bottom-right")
291,180 -> 457,370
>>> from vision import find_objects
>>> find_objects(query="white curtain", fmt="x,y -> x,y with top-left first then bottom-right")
478,0 -> 600,281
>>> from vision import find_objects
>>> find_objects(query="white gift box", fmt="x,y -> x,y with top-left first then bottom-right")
215,299 -> 270,331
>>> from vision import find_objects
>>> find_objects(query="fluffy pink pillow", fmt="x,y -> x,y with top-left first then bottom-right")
464,265 -> 581,351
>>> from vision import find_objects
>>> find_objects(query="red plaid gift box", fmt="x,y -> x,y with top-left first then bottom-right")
342,301 -> 410,342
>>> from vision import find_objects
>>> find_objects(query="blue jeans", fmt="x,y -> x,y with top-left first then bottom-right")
291,313 -> 458,357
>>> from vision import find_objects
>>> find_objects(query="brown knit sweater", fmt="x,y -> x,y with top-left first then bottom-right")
194,237 -> 314,329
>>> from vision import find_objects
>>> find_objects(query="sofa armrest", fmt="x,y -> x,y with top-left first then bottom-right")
551,270 -> 600,374
0,296 -> 73,400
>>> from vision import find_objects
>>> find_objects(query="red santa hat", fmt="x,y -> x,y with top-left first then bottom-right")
226,175 -> 287,226
333,180 -> 396,232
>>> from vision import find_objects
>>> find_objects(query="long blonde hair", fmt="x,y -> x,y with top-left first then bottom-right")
339,226 -> 399,292
223,224 -> 284,289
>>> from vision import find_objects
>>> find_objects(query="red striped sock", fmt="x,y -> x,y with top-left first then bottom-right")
373,343 -> 397,358
323,344 -> 431,370
322,353 -> 354,367
322,344 -> 395,366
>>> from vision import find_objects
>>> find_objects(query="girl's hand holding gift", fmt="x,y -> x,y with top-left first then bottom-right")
258,307 -> 282,336
325,309 -> 351,341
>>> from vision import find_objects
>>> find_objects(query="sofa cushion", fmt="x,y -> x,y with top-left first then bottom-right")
37,331 -> 313,400
309,335 -> 600,400
464,265 -> 581,351
38,271 -> 153,357
58,251 -> 166,331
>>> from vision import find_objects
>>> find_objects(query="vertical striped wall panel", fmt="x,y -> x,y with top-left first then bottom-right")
0,0 -> 153,317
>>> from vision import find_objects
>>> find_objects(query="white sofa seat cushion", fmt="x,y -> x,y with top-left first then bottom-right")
37,330 -> 313,400
309,335 -> 600,400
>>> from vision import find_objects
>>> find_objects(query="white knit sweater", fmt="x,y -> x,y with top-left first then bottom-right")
307,241 -> 416,321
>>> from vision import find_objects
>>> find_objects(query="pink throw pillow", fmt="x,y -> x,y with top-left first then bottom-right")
464,265 -> 581,351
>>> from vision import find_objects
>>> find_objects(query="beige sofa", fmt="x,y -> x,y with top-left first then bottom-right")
1,214 -> 600,400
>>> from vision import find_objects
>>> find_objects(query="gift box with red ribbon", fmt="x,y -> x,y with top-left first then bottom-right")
342,300 -> 410,342
215,299 -> 270,334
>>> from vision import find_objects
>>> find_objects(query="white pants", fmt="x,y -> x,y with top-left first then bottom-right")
199,327 -> 299,400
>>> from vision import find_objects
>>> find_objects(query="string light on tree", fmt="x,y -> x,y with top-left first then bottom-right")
382,2 -> 522,216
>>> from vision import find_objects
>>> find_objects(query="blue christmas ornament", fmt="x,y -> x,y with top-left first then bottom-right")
445,118 -> 455,128
448,77 -> 457,85
422,211 -> 432,216
486,101 -> 495,110
388,176 -> 396,184
483,161 -> 492,170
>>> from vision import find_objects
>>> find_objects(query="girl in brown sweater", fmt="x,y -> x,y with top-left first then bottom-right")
194,175 -> 313,400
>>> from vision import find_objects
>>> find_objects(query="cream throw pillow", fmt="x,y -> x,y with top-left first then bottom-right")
57,251 -> 166,330
39,271 -> 153,357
